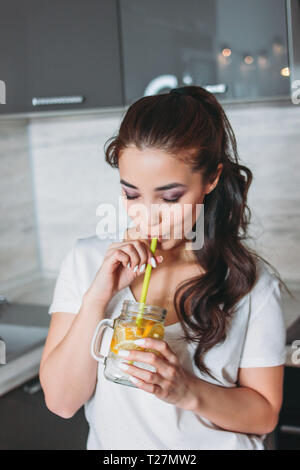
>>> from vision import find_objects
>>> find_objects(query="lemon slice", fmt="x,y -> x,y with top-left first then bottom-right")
110,322 -> 164,363
141,320 -> 156,337
148,323 -> 164,339
113,339 -> 144,365
115,339 -> 142,351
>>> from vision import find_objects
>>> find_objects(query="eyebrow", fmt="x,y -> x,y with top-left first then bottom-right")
120,179 -> 187,191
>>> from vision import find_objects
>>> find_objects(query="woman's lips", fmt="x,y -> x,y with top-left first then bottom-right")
146,234 -> 167,241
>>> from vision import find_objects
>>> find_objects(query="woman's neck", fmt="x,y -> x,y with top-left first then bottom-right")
156,239 -> 197,265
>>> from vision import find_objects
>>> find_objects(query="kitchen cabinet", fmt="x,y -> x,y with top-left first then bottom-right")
0,0 -> 123,114
119,0 -> 291,103
274,366 -> 300,450
0,0 -> 29,113
0,0 -> 292,114
0,377 -> 89,450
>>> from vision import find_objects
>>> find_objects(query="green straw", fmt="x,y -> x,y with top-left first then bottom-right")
135,237 -> 158,328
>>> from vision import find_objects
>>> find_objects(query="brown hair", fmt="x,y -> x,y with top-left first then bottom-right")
104,85 -> 293,381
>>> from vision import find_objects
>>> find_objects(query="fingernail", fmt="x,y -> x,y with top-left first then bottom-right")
150,257 -> 157,268
129,376 -> 139,384
134,338 -> 146,346
139,263 -> 146,273
157,256 -> 163,263
118,349 -> 130,357
133,265 -> 139,273
127,262 -> 131,268
119,363 -> 129,371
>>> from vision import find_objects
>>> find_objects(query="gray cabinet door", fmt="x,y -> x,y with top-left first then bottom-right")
0,0 -> 123,114
119,0 -> 290,103
27,0 -> 123,112
0,377 -> 89,449
0,0 -> 29,113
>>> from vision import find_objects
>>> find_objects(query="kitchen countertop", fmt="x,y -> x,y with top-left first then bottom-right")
0,298 -> 50,396
0,276 -> 300,397
0,346 -> 44,396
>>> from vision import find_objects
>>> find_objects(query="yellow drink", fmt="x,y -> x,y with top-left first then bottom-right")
110,316 -> 164,358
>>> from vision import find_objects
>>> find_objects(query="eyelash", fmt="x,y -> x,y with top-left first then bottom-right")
123,194 -> 181,203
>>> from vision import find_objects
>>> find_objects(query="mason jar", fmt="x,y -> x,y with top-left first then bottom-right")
90,300 -> 167,388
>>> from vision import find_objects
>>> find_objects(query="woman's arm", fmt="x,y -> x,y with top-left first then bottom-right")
40,238 -> 161,419
188,365 -> 284,435
39,295 -> 108,419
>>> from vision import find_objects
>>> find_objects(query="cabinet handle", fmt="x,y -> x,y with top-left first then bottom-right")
32,95 -> 85,106
279,424 -> 300,435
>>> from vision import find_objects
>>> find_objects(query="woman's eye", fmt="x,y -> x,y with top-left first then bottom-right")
123,193 -> 181,203
163,197 -> 181,203
123,193 -> 138,200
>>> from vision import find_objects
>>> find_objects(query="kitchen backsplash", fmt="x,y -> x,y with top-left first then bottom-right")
0,119 -> 40,289
0,101 -> 299,291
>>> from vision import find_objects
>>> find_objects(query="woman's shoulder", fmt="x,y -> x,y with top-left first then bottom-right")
230,258 -> 280,319
252,257 -> 280,296
248,257 -> 281,314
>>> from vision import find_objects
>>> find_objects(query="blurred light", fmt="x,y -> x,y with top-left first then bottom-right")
217,52 -> 232,66
204,83 -> 227,94
182,73 -> 193,85
144,75 -> 178,96
222,48 -> 232,57
280,67 -> 290,77
273,43 -> 284,55
244,55 -> 254,65
258,55 -> 270,69
273,37 -> 284,55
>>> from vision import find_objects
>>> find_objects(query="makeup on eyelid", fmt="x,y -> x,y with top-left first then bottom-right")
122,190 -> 186,203
120,179 -> 187,203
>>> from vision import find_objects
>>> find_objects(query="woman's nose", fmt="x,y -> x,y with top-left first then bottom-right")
141,203 -> 163,235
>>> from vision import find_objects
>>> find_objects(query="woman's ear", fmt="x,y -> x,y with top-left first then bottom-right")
205,163 -> 223,194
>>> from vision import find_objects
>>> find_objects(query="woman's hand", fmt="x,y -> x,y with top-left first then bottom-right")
118,337 -> 198,411
85,239 -> 163,308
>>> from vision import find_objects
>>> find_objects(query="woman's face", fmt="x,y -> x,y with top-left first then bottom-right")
118,145 -> 222,252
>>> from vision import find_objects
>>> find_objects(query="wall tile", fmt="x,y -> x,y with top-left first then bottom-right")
0,120 -> 39,288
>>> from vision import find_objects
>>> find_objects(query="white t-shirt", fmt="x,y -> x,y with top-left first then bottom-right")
48,230 -> 287,450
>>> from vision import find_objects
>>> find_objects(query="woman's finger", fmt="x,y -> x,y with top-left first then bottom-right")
110,249 -> 131,269
131,240 -> 155,269
119,360 -> 170,389
120,243 -> 141,270
109,239 -> 162,270
118,242 -> 159,272
118,349 -> 176,381
133,338 -> 179,365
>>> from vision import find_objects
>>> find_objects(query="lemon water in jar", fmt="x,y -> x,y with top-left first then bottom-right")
90,300 -> 167,388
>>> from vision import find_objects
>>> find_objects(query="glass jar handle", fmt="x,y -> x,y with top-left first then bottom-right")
90,318 -> 115,363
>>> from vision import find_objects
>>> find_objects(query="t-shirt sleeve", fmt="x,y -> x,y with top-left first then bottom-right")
48,240 -> 82,315
239,277 -> 287,368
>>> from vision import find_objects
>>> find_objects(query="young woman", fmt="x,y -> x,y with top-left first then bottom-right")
39,86 -> 291,450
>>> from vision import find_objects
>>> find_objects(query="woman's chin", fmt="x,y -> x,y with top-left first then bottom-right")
157,236 -> 181,249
